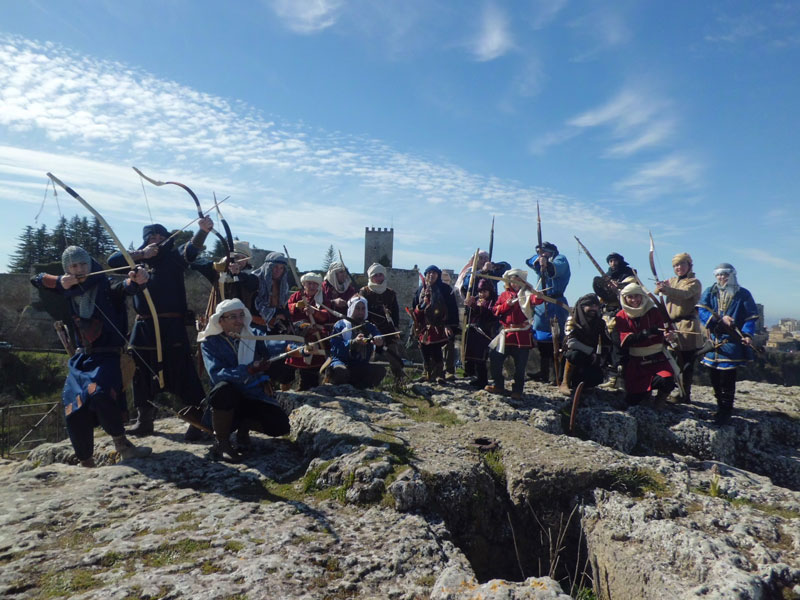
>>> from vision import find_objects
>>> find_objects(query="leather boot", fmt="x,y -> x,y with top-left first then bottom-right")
558,361 -> 574,395
431,361 -> 446,385
211,409 -> 241,462
112,435 -> 152,460
127,404 -> 154,437
654,387 -> 671,410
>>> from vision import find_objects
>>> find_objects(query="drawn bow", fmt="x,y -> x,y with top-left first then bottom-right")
46,172 -> 165,389
132,167 -> 232,263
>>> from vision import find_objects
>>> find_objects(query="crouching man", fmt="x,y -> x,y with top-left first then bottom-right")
559,294 -> 612,394
31,246 -> 152,467
198,299 -> 291,462
326,296 -> 387,389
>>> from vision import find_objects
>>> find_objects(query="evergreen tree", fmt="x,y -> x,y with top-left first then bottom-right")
8,226 -> 36,272
211,239 -> 228,260
90,217 -> 115,260
322,244 -> 336,271
49,216 -> 70,262
33,225 -> 50,263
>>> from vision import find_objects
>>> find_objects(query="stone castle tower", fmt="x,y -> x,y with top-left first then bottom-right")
364,227 -> 393,272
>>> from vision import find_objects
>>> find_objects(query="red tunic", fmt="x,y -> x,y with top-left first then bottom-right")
286,290 -> 332,369
493,289 -> 540,349
615,306 -> 674,394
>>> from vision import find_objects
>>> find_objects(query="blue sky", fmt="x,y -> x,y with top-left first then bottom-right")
1,1 -> 798,323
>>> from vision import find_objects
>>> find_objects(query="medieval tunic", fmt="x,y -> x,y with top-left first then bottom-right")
412,277 -> 458,346
615,306 -> 674,396
328,314 -> 386,388
563,294 -> 612,388
465,294 -> 498,362
108,235 -> 206,407
31,263 -> 143,460
200,328 -> 290,437
488,278 -> 540,395
492,288 -> 536,350
662,272 -> 704,352
525,252 -> 570,342
359,286 -> 401,337
697,286 -> 758,370
286,289 -> 332,369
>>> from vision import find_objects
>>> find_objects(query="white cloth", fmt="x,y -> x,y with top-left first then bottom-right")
197,298 -> 255,365
367,263 -> 388,294
324,261 -> 351,294
300,272 -> 324,305
619,283 -> 655,318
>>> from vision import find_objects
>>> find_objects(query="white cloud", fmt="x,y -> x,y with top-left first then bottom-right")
613,154 -> 702,200
737,247 -> 800,274
568,8 -> 630,61
270,0 -> 342,34
0,34 -> 634,272
533,87 -> 675,157
471,4 -> 513,62
530,0 -> 568,30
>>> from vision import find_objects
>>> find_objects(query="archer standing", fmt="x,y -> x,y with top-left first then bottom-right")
31,246 -> 152,467
463,278 -> 499,389
486,269 -> 541,400
655,252 -> 703,404
107,219 -> 213,439
412,265 -> 458,384
525,241 -> 570,384
696,263 -> 758,425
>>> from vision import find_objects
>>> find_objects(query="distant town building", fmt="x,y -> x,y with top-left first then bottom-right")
779,318 -> 799,333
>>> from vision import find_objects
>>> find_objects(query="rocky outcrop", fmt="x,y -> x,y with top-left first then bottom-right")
1,378 -> 799,599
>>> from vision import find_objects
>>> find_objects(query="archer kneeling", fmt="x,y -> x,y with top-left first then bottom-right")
199,299 -> 291,462
326,296 -> 387,389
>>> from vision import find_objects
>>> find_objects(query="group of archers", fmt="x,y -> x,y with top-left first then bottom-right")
32,212 -> 759,467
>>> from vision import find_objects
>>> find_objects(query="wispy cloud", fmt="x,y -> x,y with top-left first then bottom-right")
568,88 -> 675,157
568,7 -> 629,61
705,5 -> 800,48
471,4 -> 514,62
269,0 -> 342,34
738,247 -> 800,274
613,154 -> 702,200
0,35 -> 632,266
532,87 -> 676,158
530,0 -> 568,30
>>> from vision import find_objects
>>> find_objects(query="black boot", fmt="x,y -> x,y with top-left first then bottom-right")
127,404 -> 154,437
211,409 -> 241,462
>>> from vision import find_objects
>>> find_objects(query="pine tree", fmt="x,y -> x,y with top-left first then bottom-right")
8,226 -> 36,272
211,239 -> 228,260
322,244 -> 336,272
49,216 -> 70,262
89,217 -> 115,262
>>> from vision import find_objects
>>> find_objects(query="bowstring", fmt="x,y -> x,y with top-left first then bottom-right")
74,277 -> 161,383
138,174 -> 155,224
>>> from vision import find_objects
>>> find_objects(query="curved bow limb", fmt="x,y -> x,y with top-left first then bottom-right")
132,166 -> 231,255
46,172 -> 165,389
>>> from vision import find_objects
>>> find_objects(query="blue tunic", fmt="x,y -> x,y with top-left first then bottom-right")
525,253 -> 570,341
31,263 -> 142,416
201,328 -> 287,406
697,285 -> 758,370
329,319 -> 381,369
